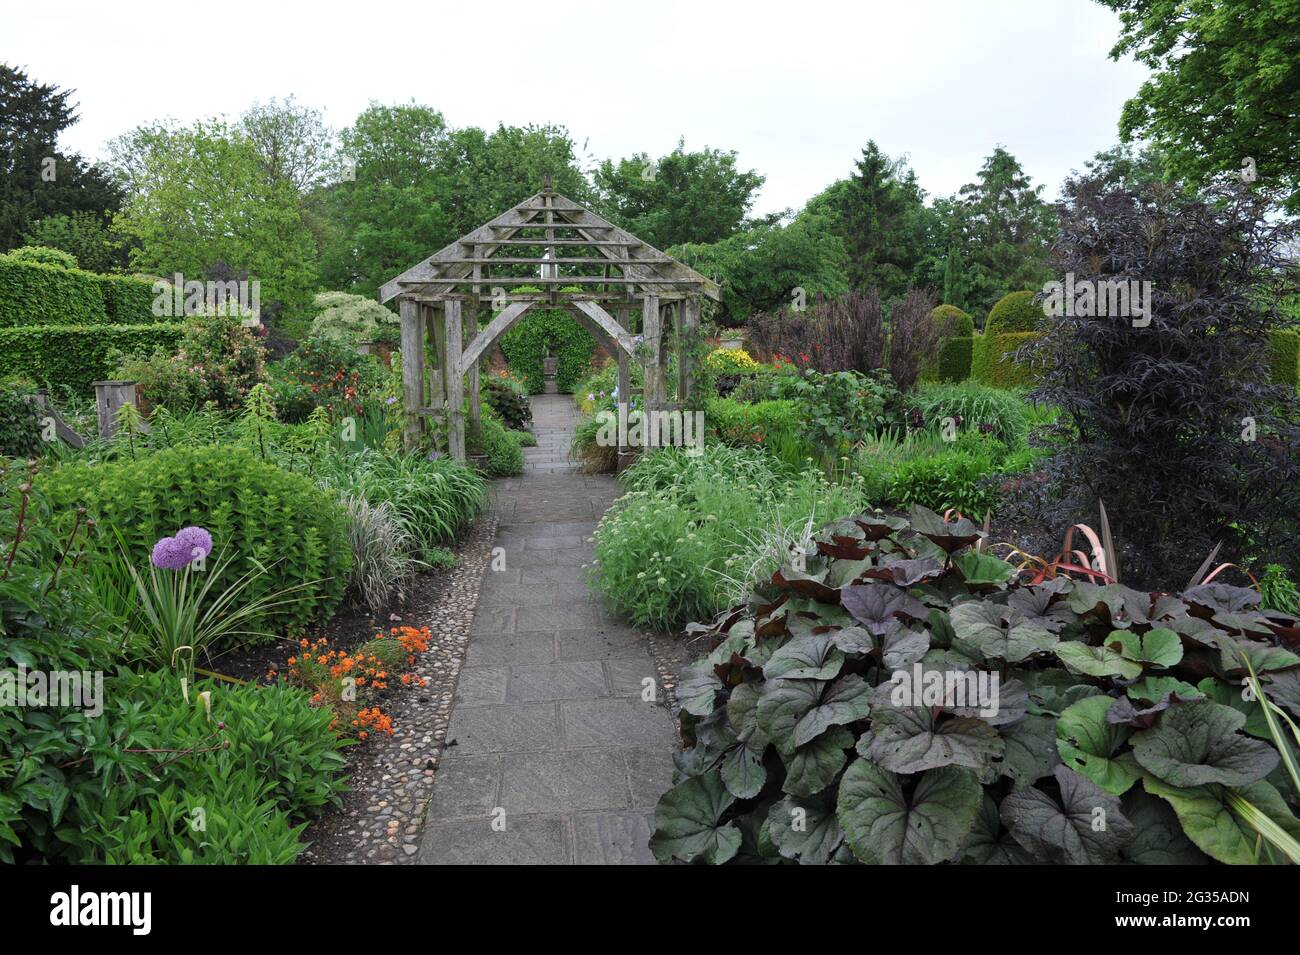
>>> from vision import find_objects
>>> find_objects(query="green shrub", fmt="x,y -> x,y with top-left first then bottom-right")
269,335 -> 379,422
907,380 -> 1031,447
309,291 -> 400,344
0,323 -> 183,395
0,464 -> 122,863
650,508 -> 1300,865
499,307 -> 595,394
78,670 -> 347,864
930,336 -> 973,382
972,331 -> 1044,388
469,414 -> 524,476
0,380 -> 44,457
119,312 -> 268,413
985,290 -> 1044,335
43,445 -> 351,636
885,449 -> 1000,516
483,375 -> 533,430
706,397 -> 815,466
5,245 -> 78,269
1269,329 -> 1299,387
0,256 -> 108,326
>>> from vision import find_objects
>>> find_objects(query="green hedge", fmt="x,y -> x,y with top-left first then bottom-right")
0,323 -> 183,394
922,305 -> 975,383
0,255 -> 165,326
96,273 -> 162,323
931,304 -> 975,337
1270,329 -> 1300,387
0,255 -> 108,326
500,308 -> 595,394
972,331 -> 1044,388
985,290 -> 1043,335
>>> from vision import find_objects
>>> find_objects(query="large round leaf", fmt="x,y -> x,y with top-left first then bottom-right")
649,771 -> 741,864
837,759 -> 982,864
1118,789 -> 1209,865
762,631 -> 845,681
1056,695 -> 1140,795
863,687 -> 1005,775
1104,628 -> 1183,668
841,583 -> 930,636
999,713 -> 1061,786
999,765 -> 1134,864
1054,641 -> 1143,680
951,600 -> 1058,663
767,793 -> 845,864
756,674 -> 871,756
960,794 -> 1034,864
1132,699 -> 1279,787
782,727 -> 853,797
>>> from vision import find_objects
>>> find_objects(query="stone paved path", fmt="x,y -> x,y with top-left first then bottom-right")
418,395 -> 677,864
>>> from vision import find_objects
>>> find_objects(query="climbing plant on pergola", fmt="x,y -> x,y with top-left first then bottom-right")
378,179 -> 720,458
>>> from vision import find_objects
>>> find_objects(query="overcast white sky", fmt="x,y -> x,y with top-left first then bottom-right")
5,0 -> 1147,216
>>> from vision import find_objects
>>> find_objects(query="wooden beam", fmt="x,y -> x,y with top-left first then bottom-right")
445,300 -> 465,460
400,276 -> 702,287
572,300 -> 640,358
470,239 -> 641,247
399,299 -> 425,450
459,300 -> 532,373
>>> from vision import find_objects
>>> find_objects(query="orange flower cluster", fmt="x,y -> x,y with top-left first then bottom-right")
278,627 -> 432,745
353,707 -> 394,739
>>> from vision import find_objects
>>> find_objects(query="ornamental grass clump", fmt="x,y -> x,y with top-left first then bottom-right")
651,506 -> 1300,865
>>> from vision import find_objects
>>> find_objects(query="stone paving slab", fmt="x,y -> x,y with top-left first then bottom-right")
419,395 -> 675,866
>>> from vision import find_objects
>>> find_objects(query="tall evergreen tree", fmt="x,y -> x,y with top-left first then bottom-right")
0,64 -> 120,253
835,141 -> 935,300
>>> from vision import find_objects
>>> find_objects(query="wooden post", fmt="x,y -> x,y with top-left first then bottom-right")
399,298 -> 425,450
427,302 -> 446,413
616,305 -> 631,423
467,300 -> 481,431
445,299 -> 465,460
641,294 -> 662,413
93,380 -> 142,441
679,297 -> 700,404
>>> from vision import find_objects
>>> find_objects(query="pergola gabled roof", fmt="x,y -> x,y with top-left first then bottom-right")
378,188 -> 721,304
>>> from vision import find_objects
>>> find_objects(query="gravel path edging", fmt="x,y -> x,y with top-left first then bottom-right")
300,509 -> 499,865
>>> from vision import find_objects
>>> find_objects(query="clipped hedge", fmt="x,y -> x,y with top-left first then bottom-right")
1269,329 -> 1300,387
0,255 -> 108,326
0,323 -> 183,395
922,305 -> 975,383
931,304 -> 975,337
96,273 -> 162,323
499,307 -> 595,394
0,254 -> 166,327
43,445 -> 350,637
972,331 -> 1044,388
985,290 -> 1043,335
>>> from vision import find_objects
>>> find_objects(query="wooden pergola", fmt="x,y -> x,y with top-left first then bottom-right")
378,179 -> 721,459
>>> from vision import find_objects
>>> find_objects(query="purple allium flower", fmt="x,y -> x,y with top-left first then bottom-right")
151,526 -> 212,570
176,526 -> 213,560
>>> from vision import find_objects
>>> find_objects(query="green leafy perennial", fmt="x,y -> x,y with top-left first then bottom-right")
651,507 -> 1300,865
